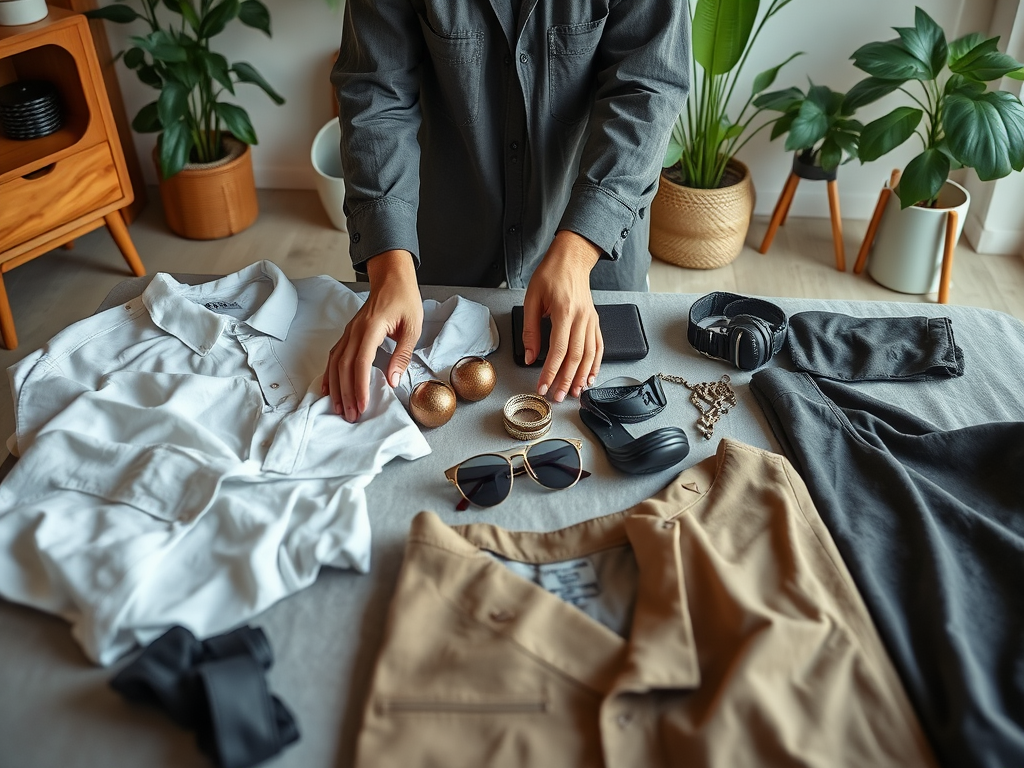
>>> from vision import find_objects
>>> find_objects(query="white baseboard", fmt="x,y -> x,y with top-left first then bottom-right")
964,211 -> 1024,256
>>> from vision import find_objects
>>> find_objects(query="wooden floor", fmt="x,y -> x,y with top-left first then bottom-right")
1,187 -> 1022,445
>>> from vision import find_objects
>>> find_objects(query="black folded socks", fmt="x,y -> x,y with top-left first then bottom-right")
110,625 -> 300,768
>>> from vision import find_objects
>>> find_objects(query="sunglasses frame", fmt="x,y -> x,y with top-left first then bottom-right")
444,438 -> 588,510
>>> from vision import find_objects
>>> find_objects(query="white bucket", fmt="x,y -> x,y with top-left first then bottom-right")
869,179 -> 970,295
310,117 -> 347,232
0,0 -> 49,26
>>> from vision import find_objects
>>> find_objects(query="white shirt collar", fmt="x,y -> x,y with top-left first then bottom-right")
142,261 -> 298,356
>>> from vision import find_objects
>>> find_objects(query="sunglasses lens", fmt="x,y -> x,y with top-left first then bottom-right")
527,439 -> 581,490
456,455 -> 513,507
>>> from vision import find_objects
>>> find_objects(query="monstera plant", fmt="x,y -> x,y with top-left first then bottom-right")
848,6 -> 1024,208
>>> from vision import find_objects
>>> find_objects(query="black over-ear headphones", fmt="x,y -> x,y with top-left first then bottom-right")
686,292 -> 788,371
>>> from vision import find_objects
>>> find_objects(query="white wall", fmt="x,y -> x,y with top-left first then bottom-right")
105,0 -> 1021,238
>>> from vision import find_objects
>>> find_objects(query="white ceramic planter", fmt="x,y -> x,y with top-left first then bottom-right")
310,117 -> 347,232
0,0 -> 48,26
869,179 -> 970,295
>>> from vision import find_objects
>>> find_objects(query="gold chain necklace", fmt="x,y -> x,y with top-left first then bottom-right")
657,373 -> 737,440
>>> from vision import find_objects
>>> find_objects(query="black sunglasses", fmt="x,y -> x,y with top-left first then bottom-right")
444,438 -> 591,510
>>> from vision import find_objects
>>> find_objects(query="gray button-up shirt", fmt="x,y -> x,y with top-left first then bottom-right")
332,0 -> 691,290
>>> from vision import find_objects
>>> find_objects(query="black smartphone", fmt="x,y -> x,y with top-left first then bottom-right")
511,304 -> 649,366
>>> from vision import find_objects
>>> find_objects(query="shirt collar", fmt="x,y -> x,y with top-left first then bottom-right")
142,261 -> 298,356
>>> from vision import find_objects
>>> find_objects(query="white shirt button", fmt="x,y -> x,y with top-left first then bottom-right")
616,712 -> 633,728
269,383 -> 280,389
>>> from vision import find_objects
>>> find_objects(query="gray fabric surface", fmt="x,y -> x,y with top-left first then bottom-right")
3,281 -> 1024,768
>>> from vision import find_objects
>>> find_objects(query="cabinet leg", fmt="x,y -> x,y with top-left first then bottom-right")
938,210 -> 958,305
0,271 -> 18,350
827,180 -> 846,272
104,210 -> 146,277
759,173 -> 800,255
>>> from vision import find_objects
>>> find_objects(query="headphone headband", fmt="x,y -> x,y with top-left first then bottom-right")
687,292 -> 789,371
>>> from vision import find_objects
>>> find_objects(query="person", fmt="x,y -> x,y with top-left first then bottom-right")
325,0 -> 691,422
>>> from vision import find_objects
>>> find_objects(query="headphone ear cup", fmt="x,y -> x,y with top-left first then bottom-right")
730,315 -> 774,369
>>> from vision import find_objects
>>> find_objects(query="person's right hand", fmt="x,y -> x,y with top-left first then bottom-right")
322,250 -> 422,422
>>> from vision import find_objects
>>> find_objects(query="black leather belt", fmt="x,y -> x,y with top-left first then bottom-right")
687,292 -> 788,371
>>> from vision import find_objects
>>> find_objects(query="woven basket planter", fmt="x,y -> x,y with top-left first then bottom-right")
650,160 -> 755,269
155,136 -> 258,240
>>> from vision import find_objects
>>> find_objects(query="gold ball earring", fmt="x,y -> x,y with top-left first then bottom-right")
449,356 -> 497,402
409,380 -> 457,428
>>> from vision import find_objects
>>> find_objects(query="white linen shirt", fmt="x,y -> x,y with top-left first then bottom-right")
0,261 -> 497,665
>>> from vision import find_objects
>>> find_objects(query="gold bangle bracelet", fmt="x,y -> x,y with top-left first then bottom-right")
502,394 -> 552,441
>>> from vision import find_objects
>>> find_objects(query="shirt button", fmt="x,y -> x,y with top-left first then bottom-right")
124,303 -> 131,311
351,232 -> 361,244
490,609 -> 515,623
508,225 -> 518,234
616,712 -> 633,728
270,383 -> 280,389
620,228 -> 630,239
511,156 -> 518,164
519,53 -> 529,64
510,142 -> 518,151
662,520 -> 675,529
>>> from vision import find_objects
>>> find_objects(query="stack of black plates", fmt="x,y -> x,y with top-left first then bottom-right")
0,80 -> 63,141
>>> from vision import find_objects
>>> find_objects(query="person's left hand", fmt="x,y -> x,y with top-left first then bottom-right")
522,230 -> 604,402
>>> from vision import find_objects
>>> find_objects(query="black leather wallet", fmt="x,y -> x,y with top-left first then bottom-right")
511,304 -> 649,366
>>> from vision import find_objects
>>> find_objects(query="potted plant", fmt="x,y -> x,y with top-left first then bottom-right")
86,0 -> 285,240
753,83 -> 863,268
848,6 -> 1024,294
651,0 -> 802,269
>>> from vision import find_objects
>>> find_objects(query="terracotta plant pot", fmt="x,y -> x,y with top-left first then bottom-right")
154,136 -> 258,240
869,179 -> 970,295
650,160 -> 755,270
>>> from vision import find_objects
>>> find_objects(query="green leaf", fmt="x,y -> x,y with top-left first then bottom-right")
200,0 -> 241,39
231,62 -> 285,105
137,64 -> 163,89
692,0 -> 760,76
851,40 -> 930,81
945,73 -> 985,97
201,50 -> 234,94
157,80 -> 190,128
238,0 -> 271,36
131,101 -> 162,133
896,148 -> 950,208
84,4 -> 141,23
934,137 -> 964,171
858,106 -> 923,162
843,77 -> 902,114
1008,67 -> 1024,81
751,52 -> 803,96
753,86 -> 804,113
785,97 -> 829,152
949,38 -> 1024,82
819,137 -> 843,173
131,33 -> 188,63
770,112 -> 796,141
164,0 -> 202,31
214,101 -> 258,144
894,6 -> 947,79
831,129 -> 859,158
944,91 -> 1017,179
663,137 -> 684,169
159,119 -> 195,179
948,33 -> 989,67
123,46 -> 146,70
723,122 -> 743,140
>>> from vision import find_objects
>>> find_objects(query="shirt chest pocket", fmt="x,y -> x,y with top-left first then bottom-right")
418,15 -> 484,126
547,16 -> 607,125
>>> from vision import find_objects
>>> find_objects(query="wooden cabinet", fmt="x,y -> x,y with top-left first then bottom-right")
0,5 -> 144,350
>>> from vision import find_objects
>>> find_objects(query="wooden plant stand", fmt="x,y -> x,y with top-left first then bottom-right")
0,7 -> 145,349
758,154 -> 846,272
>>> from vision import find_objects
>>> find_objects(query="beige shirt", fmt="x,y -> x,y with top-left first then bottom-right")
355,439 -> 937,767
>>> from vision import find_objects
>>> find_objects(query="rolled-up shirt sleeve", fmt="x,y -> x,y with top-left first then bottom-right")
558,0 -> 691,260
332,0 -> 425,271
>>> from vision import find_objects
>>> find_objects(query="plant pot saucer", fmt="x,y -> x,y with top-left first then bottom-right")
792,151 -> 837,182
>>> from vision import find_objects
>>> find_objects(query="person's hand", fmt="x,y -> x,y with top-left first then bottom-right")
522,230 -> 603,402
322,250 -> 422,422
